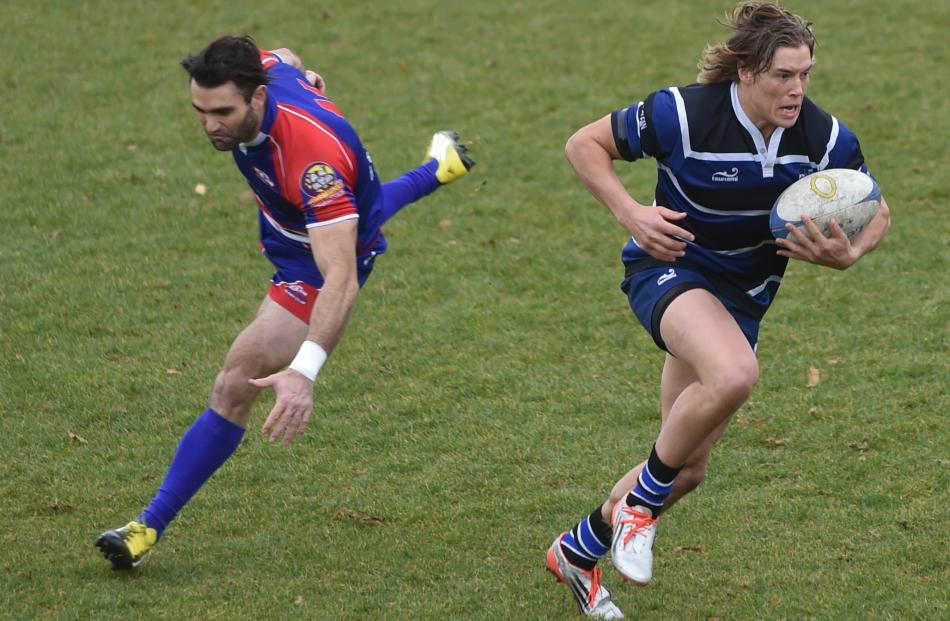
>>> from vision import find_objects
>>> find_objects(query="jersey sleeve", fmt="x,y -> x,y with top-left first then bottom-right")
827,119 -> 868,174
277,115 -> 359,228
611,89 -> 680,162
295,160 -> 358,227
259,49 -> 283,70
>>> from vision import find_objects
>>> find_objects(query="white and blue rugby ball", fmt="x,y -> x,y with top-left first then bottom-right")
770,169 -> 881,240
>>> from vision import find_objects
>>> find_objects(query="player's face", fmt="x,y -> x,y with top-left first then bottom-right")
190,81 -> 265,151
738,44 -> 812,138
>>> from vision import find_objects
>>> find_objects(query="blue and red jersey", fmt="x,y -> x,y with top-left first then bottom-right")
232,50 -> 386,288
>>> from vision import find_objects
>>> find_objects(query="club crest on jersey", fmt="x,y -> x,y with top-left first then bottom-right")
300,162 -> 344,206
252,166 -> 275,188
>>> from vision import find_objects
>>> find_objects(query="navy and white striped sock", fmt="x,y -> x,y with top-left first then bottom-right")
559,507 -> 613,571
625,445 -> 681,518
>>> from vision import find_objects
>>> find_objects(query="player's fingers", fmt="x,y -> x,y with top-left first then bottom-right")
827,217 -> 848,240
281,417 -> 297,445
306,70 -> 325,91
801,214 -> 826,239
248,375 -> 275,388
652,210 -> 694,242
645,243 -> 684,262
667,226 -> 695,243
283,408 -> 304,445
653,230 -> 688,252
261,412 -> 278,438
294,411 -> 312,442
657,207 -> 688,220
785,223 -> 812,246
272,406 -> 298,444
263,402 -> 288,439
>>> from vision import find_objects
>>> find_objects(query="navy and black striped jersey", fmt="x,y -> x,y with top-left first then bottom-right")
612,81 -> 868,316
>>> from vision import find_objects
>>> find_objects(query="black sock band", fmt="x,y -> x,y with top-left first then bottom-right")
648,444 -> 682,485
587,506 -> 613,545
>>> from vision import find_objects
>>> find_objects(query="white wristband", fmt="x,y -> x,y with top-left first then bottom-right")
288,340 -> 327,382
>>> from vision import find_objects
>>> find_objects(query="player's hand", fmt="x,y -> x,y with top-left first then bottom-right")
249,369 -> 315,445
775,214 -> 859,270
305,70 -> 326,92
272,47 -> 304,70
619,203 -> 694,262
272,47 -> 326,91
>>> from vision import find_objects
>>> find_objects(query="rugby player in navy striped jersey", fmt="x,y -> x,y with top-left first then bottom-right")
546,3 -> 891,617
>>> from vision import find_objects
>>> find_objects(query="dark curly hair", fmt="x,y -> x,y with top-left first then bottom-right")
181,35 -> 271,102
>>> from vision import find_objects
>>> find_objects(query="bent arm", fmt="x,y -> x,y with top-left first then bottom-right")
565,115 -> 693,260
565,115 -> 645,219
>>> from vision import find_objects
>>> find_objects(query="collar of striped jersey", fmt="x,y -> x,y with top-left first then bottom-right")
730,81 -> 784,178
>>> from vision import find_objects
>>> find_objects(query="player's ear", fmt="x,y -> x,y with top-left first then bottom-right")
251,84 -> 267,110
737,65 -> 754,84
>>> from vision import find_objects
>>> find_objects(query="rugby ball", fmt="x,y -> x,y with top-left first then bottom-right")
770,169 -> 881,240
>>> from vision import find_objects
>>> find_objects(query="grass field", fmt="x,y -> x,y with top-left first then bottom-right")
1,0 -> 947,619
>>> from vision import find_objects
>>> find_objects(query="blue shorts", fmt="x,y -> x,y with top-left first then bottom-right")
621,263 -> 761,352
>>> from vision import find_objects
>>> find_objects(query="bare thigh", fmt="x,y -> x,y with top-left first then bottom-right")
653,289 -> 757,465
602,290 -> 754,517
210,296 -> 310,426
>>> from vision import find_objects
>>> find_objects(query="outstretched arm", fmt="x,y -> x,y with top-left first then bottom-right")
250,220 -> 359,444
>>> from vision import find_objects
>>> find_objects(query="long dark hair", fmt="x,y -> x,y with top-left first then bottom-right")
697,2 -> 815,84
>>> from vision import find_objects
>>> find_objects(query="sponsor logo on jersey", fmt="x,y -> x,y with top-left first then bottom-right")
712,167 -> 739,182
300,162 -> 344,207
657,268 -> 677,285
281,280 -> 310,305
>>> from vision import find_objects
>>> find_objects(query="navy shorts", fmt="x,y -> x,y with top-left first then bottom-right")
621,263 -> 761,352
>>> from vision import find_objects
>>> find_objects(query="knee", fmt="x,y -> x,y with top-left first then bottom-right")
212,357 -> 269,406
709,357 -> 759,409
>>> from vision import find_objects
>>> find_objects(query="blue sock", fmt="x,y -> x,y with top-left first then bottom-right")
377,160 -> 440,225
559,507 -> 612,571
139,408 -> 245,539
625,445 -> 681,517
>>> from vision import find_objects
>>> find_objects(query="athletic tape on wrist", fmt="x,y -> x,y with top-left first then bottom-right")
288,340 -> 327,382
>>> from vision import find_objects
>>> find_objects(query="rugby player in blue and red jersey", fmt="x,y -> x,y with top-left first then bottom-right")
545,3 -> 891,617
95,35 -> 474,569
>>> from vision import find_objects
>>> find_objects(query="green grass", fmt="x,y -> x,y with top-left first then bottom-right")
1,0 -> 947,619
